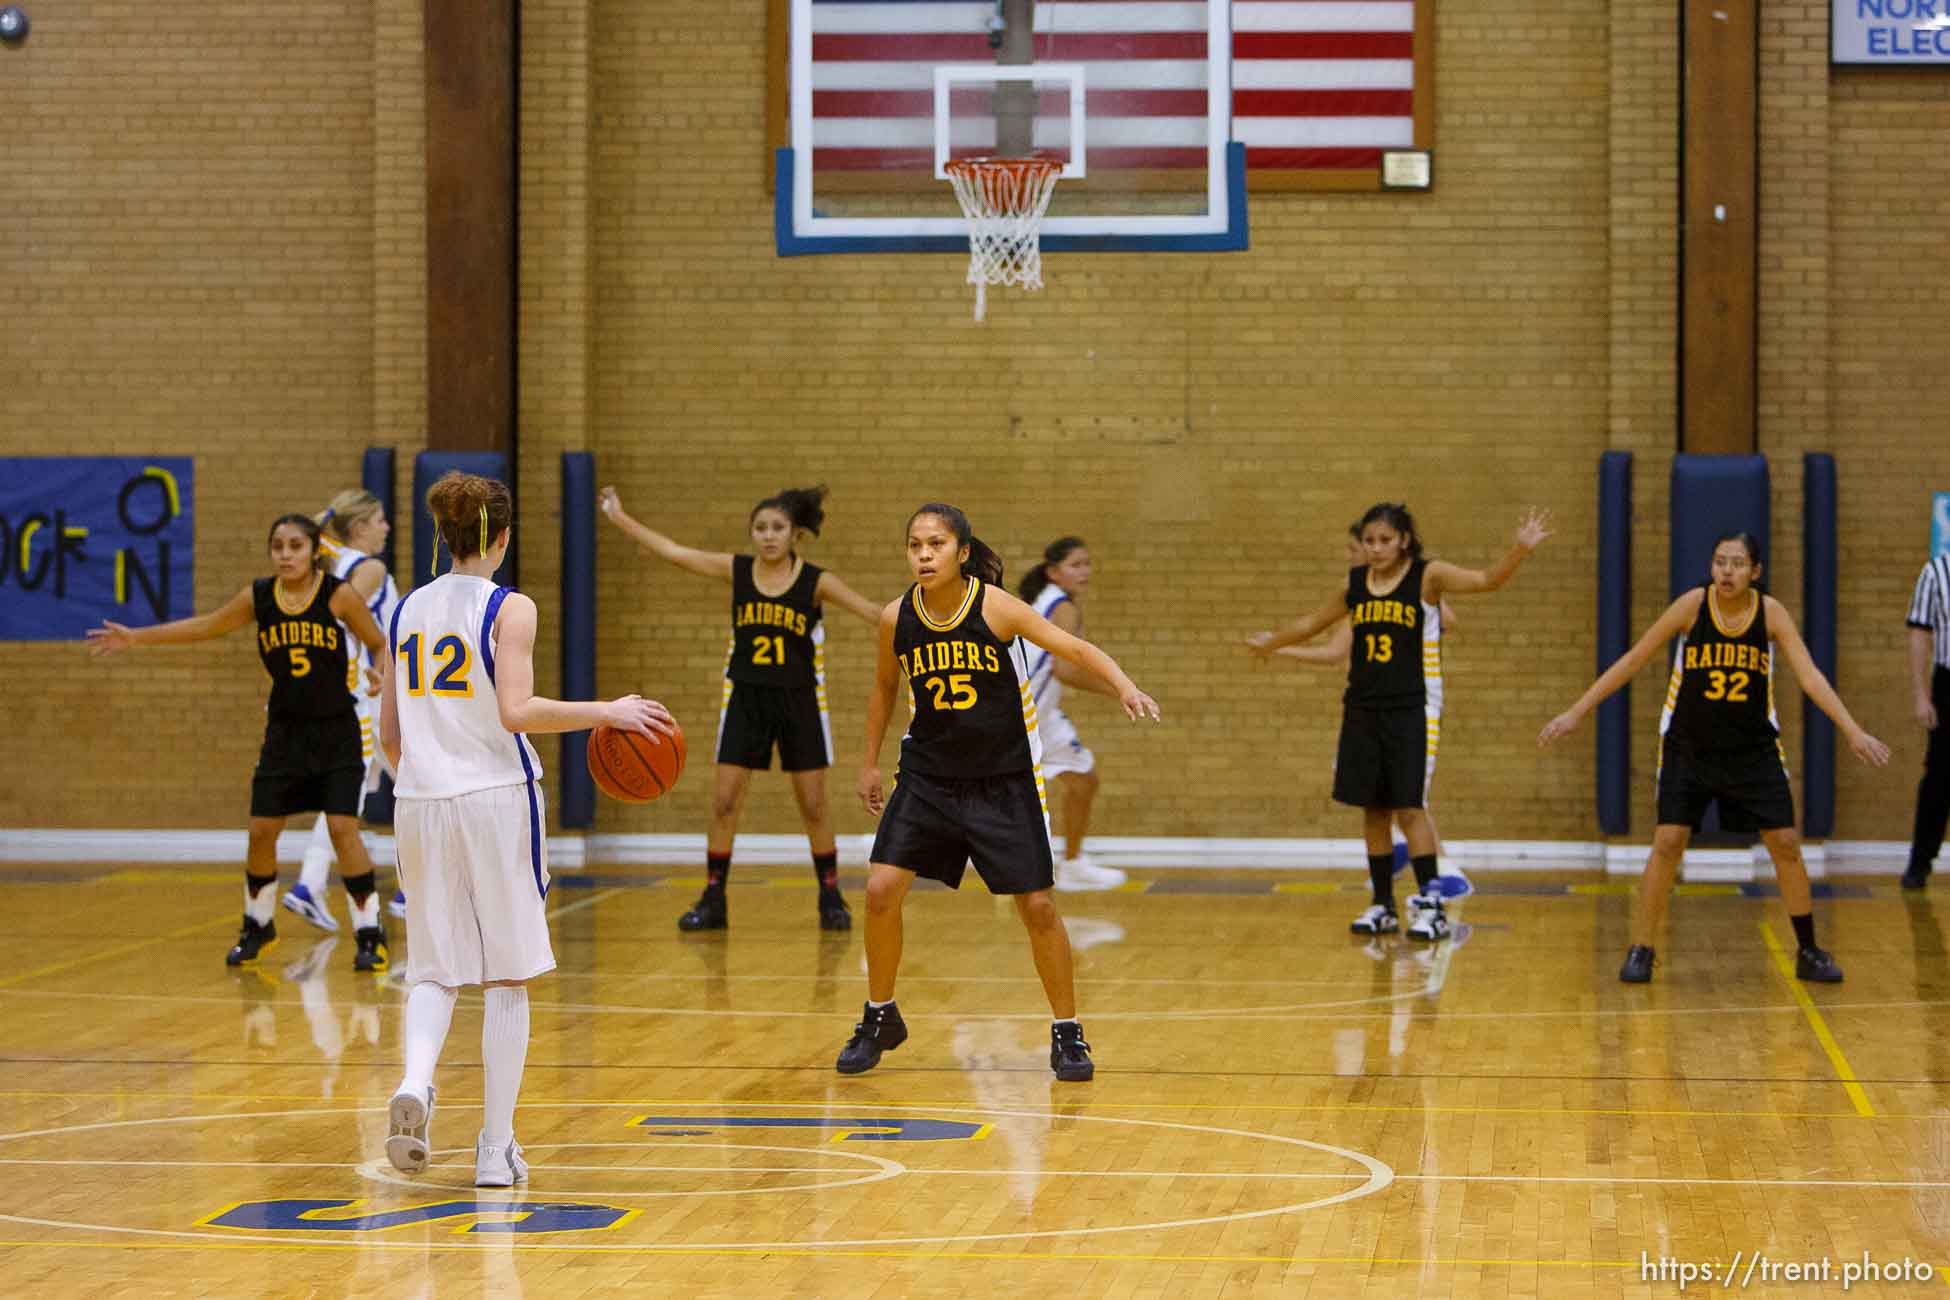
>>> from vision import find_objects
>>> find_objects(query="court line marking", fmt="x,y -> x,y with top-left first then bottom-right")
351,1141 -> 908,1199
547,887 -> 624,921
0,1103 -> 1395,1252
1758,921 -> 1875,1118
0,913 -> 236,989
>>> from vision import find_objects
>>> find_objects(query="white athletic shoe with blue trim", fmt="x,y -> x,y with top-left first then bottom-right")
475,1132 -> 528,1188
281,883 -> 339,934
387,888 -> 407,920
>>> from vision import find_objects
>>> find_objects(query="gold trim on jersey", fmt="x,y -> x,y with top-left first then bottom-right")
912,578 -> 980,632
1707,587 -> 1760,639
273,573 -> 323,617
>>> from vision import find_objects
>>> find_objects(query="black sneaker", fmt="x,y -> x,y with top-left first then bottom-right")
226,915 -> 278,967
1618,944 -> 1655,983
818,888 -> 852,932
1051,1022 -> 1094,1082
1902,866 -> 1931,891
353,925 -> 389,973
1796,944 -> 1843,983
835,1001 -> 907,1074
679,888 -> 728,932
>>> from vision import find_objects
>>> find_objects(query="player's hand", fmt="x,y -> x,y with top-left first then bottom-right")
858,765 -> 885,818
1538,708 -> 1582,748
598,485 -> 624,520
1244,631 -> 1277,658
603,694 -> 674,739
86,620 -> 134,656
1515,507 -> 1554,552
1121,686 -> 1161,722
1848,728 -> 1891,767
1918,692 -> 1939,731
362,664 -> 383,697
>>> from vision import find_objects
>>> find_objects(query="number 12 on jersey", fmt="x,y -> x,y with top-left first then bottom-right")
398,632 -> 474,697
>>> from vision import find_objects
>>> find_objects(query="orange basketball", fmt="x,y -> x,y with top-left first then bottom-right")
587,719 -> 686,803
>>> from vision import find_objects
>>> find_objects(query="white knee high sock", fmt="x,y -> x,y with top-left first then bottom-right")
301,813 -> 335,892
480,986 -> 530,1145
399,982 -> 457,1098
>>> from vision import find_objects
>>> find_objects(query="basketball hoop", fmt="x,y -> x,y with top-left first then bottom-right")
942,156 -> 1063,322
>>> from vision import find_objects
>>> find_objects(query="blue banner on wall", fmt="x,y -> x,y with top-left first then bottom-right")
0,457 -> 195,641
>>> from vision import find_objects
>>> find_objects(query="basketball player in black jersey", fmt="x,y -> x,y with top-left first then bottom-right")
1541,532 -> 1890,983
89,513 -> 394,971
837,503 -> 1160,1082
599,484 -> 883,931
1249,503 -> 1551,940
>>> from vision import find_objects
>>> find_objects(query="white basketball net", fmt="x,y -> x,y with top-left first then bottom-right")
943,157 -> 1063,322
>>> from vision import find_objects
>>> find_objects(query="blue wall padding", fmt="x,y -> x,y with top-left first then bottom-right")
558,453 -> 598,829
1669,454 -> 1770,598
1802,454 -> 1838,837
1596,452 -> 1633,834
412,452 -> 514,586
361,447 -> 396,574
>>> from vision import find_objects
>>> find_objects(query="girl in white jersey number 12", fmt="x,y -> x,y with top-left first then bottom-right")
379,471 -> 673,1188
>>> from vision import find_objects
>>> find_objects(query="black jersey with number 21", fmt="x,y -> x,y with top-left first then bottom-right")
254,573 -> 353,719
727,555 -> 824,688
894,579 -> 1036,779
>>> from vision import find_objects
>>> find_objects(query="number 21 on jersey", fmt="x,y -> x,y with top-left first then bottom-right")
751,634 -> 786,666
398,633 -> 474,697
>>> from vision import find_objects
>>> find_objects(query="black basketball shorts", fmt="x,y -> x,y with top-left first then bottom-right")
869,768 -> 1056,895
1656,734 -> 1795,833
1332,703 -> 1435,810
250,712 -> 366,819
715,681 -> 832,771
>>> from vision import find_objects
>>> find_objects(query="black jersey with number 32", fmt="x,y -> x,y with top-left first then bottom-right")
1344,560 -> 1435,708
894,579 -> 1037,779
1662,585 -> 1777,749
726,555 -> 824,687
254,573 -> 353,719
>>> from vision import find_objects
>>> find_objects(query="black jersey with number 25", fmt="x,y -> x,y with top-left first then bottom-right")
1663,584 -> 1777,749
254,573 -> 353,720
1344,559 -> 1433,708
727,555 -> 824,688
894,579 -> 1036,779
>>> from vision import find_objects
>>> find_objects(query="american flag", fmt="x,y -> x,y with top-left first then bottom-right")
804,0 -> 1421,179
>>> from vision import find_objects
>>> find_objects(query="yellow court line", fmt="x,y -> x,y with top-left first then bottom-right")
0,913 -> 237,990
1758,921 -> 1875,1118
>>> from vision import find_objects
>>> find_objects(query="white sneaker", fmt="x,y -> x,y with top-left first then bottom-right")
385,1085 -> 435,1174
387,889 -> 407,920
281,883 -> 339,934
1350,904 -> 1399,935
1054,855 -> 1127,892
475,1132 -> 528,1188
1062,917 -> 1126,952
1405,895 -> 1450,942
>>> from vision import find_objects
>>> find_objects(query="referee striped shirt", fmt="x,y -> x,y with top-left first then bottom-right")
1910,553 -> 1950,670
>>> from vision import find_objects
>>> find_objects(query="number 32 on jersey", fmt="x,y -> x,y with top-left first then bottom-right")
398,633 -> 474,697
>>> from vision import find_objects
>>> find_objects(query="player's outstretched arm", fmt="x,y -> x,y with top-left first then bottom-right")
86,586 -> 254,655
1427,507 -> 1552,600
989,588 -> 1159,722
490,592 -> 675,738
598,485 -> 735,582
816,571 -> 886,627
857,600 -> 903,817
1766,596 -> 1891,767
1272,623 -> 1354,669
1246,590 -> 1348,656
1538,590 -> 1700,747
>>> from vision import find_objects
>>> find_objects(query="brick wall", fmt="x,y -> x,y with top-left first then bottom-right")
2,0 -> 1939,845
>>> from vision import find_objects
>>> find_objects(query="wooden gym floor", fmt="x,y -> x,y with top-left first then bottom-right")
1,862 -> 1947,1297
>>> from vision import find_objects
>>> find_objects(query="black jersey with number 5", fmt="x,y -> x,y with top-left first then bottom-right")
1344,560 -> 1437,709
726,555 -> 824,688
254,573 -> 354,719
894,579 -> 1037,779
1661,585 -> 1777,750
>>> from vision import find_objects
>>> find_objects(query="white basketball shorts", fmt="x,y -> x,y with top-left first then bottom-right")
395,782 -> 555,987
1038,705 -> 1096,779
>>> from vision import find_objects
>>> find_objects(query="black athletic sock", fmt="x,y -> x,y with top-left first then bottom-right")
1791,912 -> 1816,950
246,872 -> 278,896
342,870 -> 377,906
812,850 -> 839,891
1410,854 -> 1439,896
1367,854 -> 1396,909
706,853 -> 731,890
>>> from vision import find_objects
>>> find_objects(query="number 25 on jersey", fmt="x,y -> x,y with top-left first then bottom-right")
398,633 -> 474,698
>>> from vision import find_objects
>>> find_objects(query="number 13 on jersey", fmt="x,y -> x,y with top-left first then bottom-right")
398,632 -> 474,697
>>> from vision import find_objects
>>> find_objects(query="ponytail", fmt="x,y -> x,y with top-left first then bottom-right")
753,484 -> 829,543
1017,535 -> 1086,601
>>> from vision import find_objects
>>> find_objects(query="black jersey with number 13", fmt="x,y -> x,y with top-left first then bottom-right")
894,580 -> 1036,779
1344,560 -> 1432,708
727,555 -> 824,687
254,573 -> 352,719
